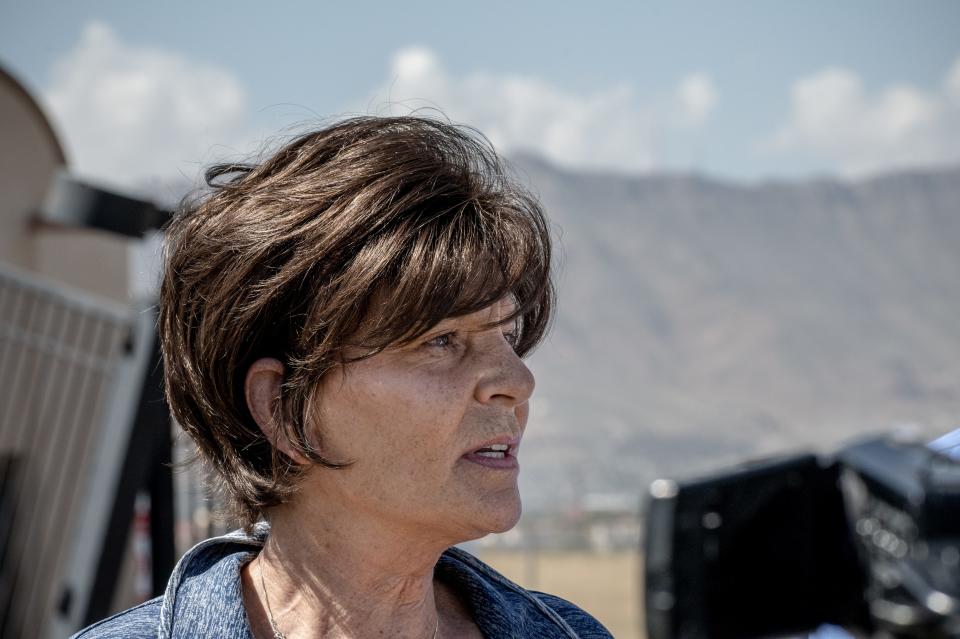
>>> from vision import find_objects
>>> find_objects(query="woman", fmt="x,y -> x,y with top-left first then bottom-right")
73,117 -> 612,638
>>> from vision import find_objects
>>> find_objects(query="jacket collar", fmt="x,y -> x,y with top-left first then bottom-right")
158,523 -> 268,639
439,547 -> 581,638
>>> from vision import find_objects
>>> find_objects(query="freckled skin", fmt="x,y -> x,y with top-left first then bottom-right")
300,298 -> 535,542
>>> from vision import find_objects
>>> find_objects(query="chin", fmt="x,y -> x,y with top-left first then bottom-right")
449,491 -> 522,543
486,511 -> 521,535
477,490 -> 523,535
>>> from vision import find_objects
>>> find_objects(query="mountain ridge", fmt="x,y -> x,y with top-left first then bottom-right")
512,157 -> 960,510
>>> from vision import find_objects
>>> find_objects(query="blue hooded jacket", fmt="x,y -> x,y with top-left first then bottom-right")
71,523 -> 613,638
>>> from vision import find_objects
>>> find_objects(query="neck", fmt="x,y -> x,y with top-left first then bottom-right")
243,502 -> 453,639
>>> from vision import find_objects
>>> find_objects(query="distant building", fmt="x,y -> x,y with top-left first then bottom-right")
0,65 -> 132,301
0,64 -> 175,639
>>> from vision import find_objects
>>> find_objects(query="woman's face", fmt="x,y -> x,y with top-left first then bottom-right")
300,297 -> 535,540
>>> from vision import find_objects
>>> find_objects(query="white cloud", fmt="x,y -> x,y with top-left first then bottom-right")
42,31 -> 721,184
44,22 -> 249,190
675,72 -> 718,126
767,58 -> 960,176
367,47 -> 717,173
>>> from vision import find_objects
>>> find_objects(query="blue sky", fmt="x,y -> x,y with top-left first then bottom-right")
2,0 -> 959,191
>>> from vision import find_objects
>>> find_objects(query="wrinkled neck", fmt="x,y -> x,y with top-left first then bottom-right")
244,502 -> 452,639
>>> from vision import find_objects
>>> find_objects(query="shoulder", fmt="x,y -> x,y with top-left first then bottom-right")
71,527 -> 265,639
530,591 -> 613,638
69,596 -> 162,638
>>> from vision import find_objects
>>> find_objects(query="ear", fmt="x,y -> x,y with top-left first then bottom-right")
245,357 -> 310,464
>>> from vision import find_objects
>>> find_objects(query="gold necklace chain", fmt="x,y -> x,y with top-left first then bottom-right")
257,556 -> 439,639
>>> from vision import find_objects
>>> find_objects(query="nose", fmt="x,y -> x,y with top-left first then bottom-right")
474,336 -> 536,408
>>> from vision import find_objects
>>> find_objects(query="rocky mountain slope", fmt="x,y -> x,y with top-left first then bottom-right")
514,158 -> 960,510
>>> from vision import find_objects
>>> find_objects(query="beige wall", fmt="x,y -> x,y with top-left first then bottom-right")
0,67 -> 129,302
32,229 -> 131,302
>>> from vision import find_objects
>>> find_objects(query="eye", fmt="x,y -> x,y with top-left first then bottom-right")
424,332 -> 456,348
503,327 -> 520,349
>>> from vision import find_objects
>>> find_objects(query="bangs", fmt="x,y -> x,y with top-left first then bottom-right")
330,195 -> 553,359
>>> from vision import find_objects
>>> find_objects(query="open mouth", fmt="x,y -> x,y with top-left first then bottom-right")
471,443 -> 512,459
463,439 -> 519,469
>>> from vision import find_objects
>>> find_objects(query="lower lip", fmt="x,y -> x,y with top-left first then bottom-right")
463,452 -> 519,470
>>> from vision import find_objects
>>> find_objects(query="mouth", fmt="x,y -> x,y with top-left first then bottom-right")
462,437 -> 521,470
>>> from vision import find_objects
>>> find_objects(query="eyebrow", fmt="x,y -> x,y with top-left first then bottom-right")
432,305 -> 519,331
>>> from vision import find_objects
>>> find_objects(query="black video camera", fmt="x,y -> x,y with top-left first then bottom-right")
643,435 -> 960,639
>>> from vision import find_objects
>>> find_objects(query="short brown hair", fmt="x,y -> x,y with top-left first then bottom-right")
159,116 -> 554,529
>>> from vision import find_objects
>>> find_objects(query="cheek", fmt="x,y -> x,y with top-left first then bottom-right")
386,374 -> 469,448
326,366 -> 471,459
